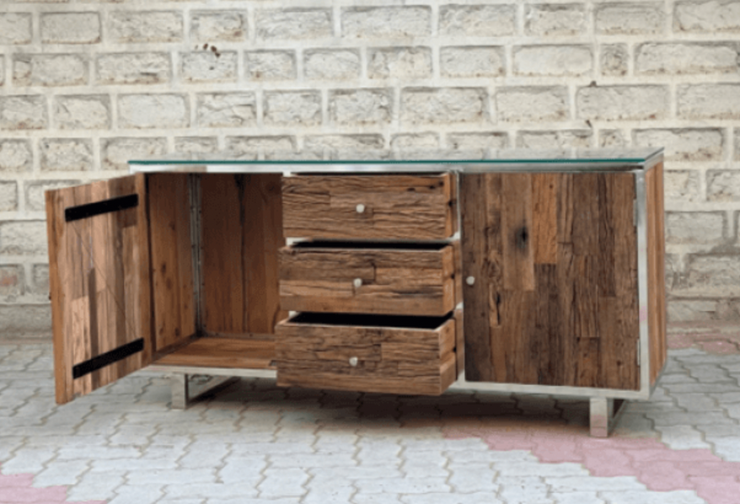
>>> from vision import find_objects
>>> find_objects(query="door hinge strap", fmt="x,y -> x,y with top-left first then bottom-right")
65,194 -> 139,222
72,338 -> 144,379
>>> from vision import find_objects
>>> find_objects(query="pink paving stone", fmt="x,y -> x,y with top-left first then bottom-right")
635,461 -> 690,491
0,474 -> 33,487
580,448 -> 633,477
627,448 -> 718,463
0,464 -> 105,504
690,476 -> 740,504
699,340 -> 740,354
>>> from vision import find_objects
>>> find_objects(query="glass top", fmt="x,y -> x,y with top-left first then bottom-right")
129,148 -> 663,166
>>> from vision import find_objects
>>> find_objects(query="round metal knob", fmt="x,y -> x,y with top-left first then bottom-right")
356,204 -> 365,214
349,357 -> 359,367
353,278 -> 362,288
466,276 -> 476,286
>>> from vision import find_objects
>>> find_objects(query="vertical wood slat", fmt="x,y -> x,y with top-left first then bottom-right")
201,174 -> 286,337
647,162 -> 667,385
461,172 -> 640,390
45,174 -> 152,405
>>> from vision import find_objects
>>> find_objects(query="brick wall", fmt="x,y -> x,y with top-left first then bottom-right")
0,0 -> 739,337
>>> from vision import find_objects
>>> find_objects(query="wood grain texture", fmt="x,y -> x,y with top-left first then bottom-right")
155,337 -> 276,369
148,174 -> 196,352
279,245 -> 456,316
461,172 -> 640,390
647,162 -> 667,385
276,316 -> 456,395
201,174 -> 287,336
282,174 -> 455,240
45,175 -> 152,405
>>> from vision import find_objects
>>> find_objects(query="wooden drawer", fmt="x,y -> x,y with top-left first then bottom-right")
279,242 -> 457,316
276,313 -> 457,395
282,174 -> 456,240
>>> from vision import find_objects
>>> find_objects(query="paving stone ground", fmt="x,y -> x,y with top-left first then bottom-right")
2,325 -> 740,504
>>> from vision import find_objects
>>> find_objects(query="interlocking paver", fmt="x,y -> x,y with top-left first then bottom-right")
257,467 -> 309,498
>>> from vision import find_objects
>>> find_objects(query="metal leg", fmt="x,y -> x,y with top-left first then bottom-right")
589,397 -> 626,437
169,373 -> 239,410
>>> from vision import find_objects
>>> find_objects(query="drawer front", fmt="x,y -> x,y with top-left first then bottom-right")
282,174 -> 456,240
279,244 -> 457,316
275,314 -> 457,395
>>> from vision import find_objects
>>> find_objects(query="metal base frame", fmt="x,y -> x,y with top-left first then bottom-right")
168,373 -> 241,410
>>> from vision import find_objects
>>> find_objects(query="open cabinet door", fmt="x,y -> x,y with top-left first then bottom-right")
45,174 -> 153,404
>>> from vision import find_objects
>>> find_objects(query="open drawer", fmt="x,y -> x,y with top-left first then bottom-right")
275,313 -> 457,395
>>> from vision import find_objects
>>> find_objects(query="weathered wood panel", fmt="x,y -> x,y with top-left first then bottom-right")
282,174 -> 456,240
276,315 -> 456,395
155,337 -> 275,369
279,245 -> 456,316
647,162 -> 667,385
46,175 -> 152,405
148,174 -> 196,352
461,172 -> 640,390
201,174 -> 287,337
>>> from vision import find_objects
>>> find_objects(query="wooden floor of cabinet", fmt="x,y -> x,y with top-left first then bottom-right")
154,338 -> 276,370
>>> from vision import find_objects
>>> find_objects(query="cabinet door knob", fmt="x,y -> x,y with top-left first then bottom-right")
356,204 -> 365,214
353,278 -> 362,288
466,276 -> 476,286
349,357 -> 359,367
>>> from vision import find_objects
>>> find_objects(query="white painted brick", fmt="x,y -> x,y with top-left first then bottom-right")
0,265 -> 22,299
109,11 -> 183,43
402,87 -> 486,124
674,0 -> 740,33
599,130 -> 627,148
600,44 -> 628,76
305,50 -> 360,80
513,45 -> 592,77
576,85 -> 668,121
97,52 -> 171,85
41,13 -> 100,44
665,170 -> 701,202
118,94 -> 188,129
54,95 -> 110,130
190,11 -> 246,42
439,5 -> 516,37
175,137 -> 218,154
101,137 -> 167,171
517,130 -> 592,149
634,128 -> 724,161
342,7 -> 431,39
496,87 -> 568,122
196,93 -> 256,128
447,132 -> 508,149
391,133 -> 439,150
368,47 -> 432,80
330,89 -> 391,125
0,57 -> 3,86
0,96 -> 47,130
180,52 -> 237,83
226,136 -> 295,154
0,13 -> 32,45
636,43 -> 739,75
708,170 -> 740,201
678,84 -> 740,119
441,46 -> 504,77
0,140 -> 32,172
0,305 -> 50,335
595,2 -> 665,34
668,300 -> 718,322
245,51 -> 296,81
256,9 -> 332,40
40,138 -> 93,172
525,4 -> 587,36
264,91 -> 321,126
14,54 -> 88,87
0,183 -> 18,212
30,264 -> 49,297
736,129 -> 740,160
25,180 -> 79,212
0,221 -> 47,256
685,255 -> 740,293
667,212 -> 726,244
304,135 -> 384,151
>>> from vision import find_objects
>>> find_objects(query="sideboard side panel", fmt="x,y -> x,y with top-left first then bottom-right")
646,162 -> 667,385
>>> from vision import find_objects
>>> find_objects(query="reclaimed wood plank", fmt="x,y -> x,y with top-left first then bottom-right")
502,173 -> 534,291
647,162 -> 667,385
155,338 -> 276,370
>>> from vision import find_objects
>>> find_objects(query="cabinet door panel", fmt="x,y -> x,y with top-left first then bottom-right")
46,174 -> 152,404
461,172 -> 639,390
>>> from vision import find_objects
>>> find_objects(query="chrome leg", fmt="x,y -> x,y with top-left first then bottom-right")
589,397 -> 626,437
170,373 -> 189,410
169,373 -> 239,410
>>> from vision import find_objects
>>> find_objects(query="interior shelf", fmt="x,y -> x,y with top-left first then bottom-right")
155,337 -> 276,370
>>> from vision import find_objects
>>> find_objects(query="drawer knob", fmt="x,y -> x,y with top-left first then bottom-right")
349,357 -> 359,367
353,278 -> 362,288
466,276 -> 476,286
356,204 -> 365,214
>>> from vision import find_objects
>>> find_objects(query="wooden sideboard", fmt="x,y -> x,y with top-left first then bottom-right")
45,149 -> 666,437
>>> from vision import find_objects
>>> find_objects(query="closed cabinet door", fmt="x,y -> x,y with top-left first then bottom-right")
460,172 -> 640,390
